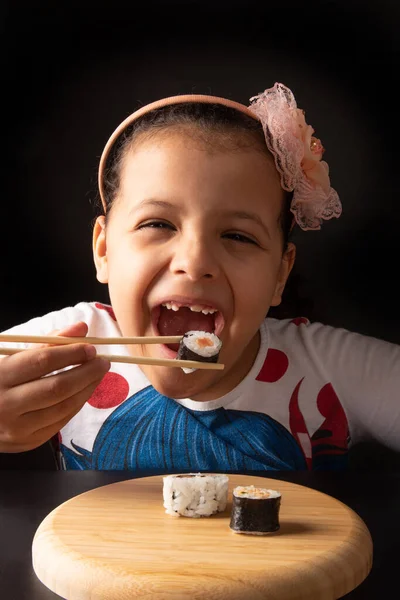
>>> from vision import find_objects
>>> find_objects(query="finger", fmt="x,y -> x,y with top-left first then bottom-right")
0,343 -> 101,388
55,322 -> 89,338
21,375 -> 107,435
29,411 -> 85,451
12,378 -> 102,452
0,373 -> 103,453
29,321 -> 89,349
8,355 -> 110,414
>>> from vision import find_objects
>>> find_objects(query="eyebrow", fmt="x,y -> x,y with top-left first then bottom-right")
127,199 -> 176,219
129,200 -> 271,239
227,210 -> 272,239
130,198 -> 175,212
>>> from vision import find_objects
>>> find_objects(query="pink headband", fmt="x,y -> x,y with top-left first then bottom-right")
98,83 -> 342,231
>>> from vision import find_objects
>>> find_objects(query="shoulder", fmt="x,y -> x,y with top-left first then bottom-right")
1,301 -> 119,336
264,316 -> 317,347
265,315 -> 399,364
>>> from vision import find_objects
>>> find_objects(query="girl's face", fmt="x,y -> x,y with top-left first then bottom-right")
93,131 -> 295,400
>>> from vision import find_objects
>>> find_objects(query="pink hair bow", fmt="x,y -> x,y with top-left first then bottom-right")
249,83 -> 342,231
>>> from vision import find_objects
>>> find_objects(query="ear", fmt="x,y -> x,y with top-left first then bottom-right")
92,216 -> 109,284
270,242 -> 296,306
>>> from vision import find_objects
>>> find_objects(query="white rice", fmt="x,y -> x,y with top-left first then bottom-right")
181,367 -> 196,374
233,485 -> 281,499
163,473 -> 229,517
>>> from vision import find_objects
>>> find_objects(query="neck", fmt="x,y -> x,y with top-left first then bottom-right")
189,331 -> 261,402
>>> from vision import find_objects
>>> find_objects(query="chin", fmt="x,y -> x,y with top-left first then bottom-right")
141,365 -> 219,399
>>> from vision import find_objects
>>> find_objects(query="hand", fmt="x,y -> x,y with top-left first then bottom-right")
0,321 -> 110,452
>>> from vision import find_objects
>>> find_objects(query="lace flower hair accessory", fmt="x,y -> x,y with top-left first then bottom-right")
249,82 -> 342,231
98,82 -> 342,231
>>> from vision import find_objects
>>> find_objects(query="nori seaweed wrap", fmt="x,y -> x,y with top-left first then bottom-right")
229,485 -> 281,535
177,330 -> 222,363
177,330 -> 222,373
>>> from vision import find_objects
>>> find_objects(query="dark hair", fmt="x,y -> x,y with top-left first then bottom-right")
100,102 -> 294,249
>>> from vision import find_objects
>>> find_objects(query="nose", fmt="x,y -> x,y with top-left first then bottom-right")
170,233 -> 220,281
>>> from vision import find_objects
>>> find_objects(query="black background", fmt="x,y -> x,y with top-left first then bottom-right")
2,0 -> 399,342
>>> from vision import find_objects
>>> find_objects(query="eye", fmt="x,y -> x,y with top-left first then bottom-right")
223,232 -> 258,245
137,220 -> 175,231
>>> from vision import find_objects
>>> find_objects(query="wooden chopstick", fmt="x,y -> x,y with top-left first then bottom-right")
0,334 -> 183,345
0,347 -> 224,370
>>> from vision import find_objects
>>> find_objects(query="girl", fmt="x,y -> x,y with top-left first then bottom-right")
0,83 -> 399,471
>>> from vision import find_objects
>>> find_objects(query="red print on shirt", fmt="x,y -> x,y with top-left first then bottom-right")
291,317 -> 310,326
256,349 -> 289,382
87,372 -> 129,409
289,379 -> 312,467
95,303 -> 117,321
312,383 -> 349,457
289,379 -> 349,469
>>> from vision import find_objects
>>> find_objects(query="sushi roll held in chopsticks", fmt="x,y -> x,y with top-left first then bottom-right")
230,485 -> 282,535
177,330 -> 222,373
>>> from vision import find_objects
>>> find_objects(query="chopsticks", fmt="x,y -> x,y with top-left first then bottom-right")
0,334 -> 224,370
0,347 -> 224,370
0,334 -> 183,345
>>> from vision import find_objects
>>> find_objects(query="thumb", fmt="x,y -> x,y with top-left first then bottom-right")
52,322 -> 89,339
29,322 -> 89,349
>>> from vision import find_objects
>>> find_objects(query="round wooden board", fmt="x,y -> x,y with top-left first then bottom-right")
32,474 -> 372,600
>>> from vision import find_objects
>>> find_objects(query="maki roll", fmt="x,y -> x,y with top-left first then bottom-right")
163,473 -> 229,517
229,485 -> 282,535
177,330 -> 222,373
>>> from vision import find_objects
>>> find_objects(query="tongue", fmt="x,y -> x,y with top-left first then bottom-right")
158,306 -> 214,350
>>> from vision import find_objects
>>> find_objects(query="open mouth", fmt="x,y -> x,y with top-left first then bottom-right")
152,301 -> 225,352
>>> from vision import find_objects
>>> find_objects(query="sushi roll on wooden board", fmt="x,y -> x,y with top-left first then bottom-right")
163,473 -> 229,517
230,485 -> 282,535
177,330 -> 222,373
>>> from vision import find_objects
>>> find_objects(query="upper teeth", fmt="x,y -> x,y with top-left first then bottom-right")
162,302 -> 217,315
